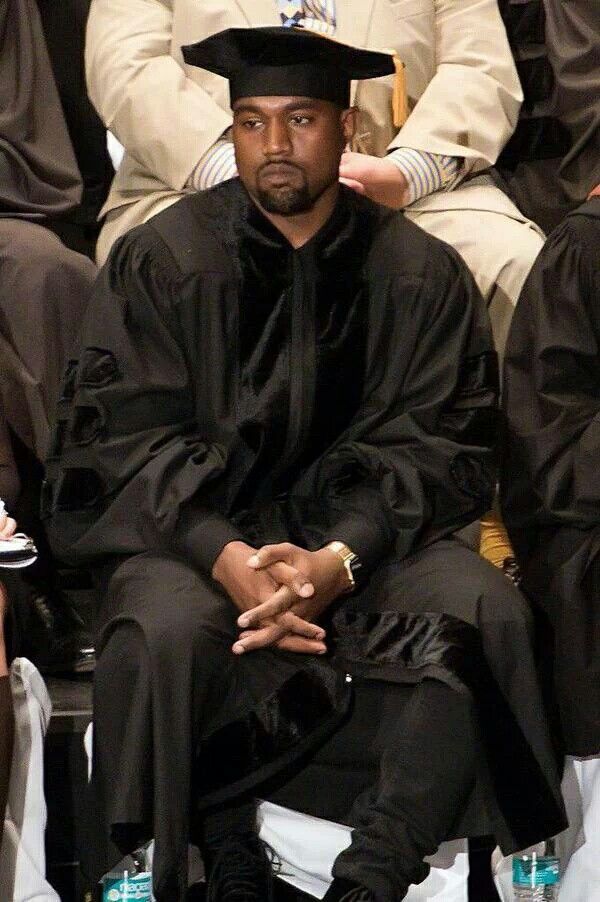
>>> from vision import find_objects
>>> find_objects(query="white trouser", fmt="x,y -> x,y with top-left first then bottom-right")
557,757 -> 600,901
0,658 -> 59,902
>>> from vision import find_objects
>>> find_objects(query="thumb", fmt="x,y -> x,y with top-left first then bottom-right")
339,177 -> 367,195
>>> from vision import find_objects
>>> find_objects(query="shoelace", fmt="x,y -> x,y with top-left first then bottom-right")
206,835 -> 275,902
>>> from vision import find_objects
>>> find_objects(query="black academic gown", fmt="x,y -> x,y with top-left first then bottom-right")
45,180 -> 498,571
496,0 -> 600,233
502,196 -> 600,756
44,181 -> 565,895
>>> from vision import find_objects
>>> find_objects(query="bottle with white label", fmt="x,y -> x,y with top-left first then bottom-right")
101,848 -> 152,902
512,839 -> 560,900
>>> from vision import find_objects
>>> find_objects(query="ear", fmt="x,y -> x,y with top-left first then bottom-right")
340,107 -> 357,144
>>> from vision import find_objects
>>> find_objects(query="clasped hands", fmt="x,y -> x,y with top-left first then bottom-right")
211,540 -> 350,656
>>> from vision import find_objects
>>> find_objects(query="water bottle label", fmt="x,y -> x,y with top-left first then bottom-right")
102,872 -> 152,901
513,856 -> 560,887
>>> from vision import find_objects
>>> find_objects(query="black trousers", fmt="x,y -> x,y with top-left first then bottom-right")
89,541 -> 562,901
199,677 -> 477,901
331,679 -> 476,899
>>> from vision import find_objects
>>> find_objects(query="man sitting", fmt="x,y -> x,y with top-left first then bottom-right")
502,182 -> 600,898
44,27 -> 564,902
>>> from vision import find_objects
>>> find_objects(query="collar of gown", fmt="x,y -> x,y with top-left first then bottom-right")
237,183 -> 362,260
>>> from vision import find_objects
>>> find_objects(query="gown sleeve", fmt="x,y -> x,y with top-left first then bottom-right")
294,240 -> 499,573
43,228 -> 245,572
502,207 -> 600,558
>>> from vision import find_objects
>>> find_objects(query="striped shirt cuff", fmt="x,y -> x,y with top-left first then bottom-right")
296,16 -> 336,34
387,148 -> 461,205
189,140 -> 238,191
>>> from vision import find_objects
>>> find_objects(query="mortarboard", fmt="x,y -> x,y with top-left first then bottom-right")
181,26 -> 407,125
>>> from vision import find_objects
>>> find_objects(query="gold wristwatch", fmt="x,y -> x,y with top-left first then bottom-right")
326,541 -> 361,593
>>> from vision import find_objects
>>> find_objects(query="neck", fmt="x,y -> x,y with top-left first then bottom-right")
255,182 -> 340,249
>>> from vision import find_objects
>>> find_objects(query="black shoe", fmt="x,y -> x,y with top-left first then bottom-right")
16,588 -> 96,674
338,890 -> 373,902
206,833 -> 275,901
502,555 -> 522,588
323,878 -> 374,902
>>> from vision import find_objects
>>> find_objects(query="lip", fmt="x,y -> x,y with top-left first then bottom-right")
259,163 -> 302,181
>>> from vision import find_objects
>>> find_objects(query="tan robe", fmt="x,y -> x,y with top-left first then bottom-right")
86,0 -> 545,354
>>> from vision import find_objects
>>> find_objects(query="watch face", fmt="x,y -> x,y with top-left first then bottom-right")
326,542 -> 361,587
349,556 -> 362,577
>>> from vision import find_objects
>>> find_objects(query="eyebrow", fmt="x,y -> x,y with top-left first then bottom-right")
233,99 -> 322,115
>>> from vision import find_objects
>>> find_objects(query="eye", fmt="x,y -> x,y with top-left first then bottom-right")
241,118 -> 263,130
290,114 -> 312,126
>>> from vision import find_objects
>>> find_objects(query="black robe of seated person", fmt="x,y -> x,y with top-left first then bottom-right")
502,196 -> 600,757
43,180 -> 565,897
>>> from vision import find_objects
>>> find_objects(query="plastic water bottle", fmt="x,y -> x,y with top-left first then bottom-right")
512,839 -> 560,900
101,848 -> 152,902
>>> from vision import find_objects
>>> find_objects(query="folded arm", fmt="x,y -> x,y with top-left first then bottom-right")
85,0 -> 232,190
389,0 -> 522,173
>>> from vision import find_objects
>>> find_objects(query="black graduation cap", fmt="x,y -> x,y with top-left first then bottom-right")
181,26 -> 397,111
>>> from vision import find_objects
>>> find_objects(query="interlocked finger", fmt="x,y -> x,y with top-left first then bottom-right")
232,620 -> 287,654
238,584 -> 296,628
248,543 -> 294,568
264,561 -> 314,599
276,634 -> 328,654
278,611 -> 324,640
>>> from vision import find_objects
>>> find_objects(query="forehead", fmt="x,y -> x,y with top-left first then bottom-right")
232,96 -> 335,115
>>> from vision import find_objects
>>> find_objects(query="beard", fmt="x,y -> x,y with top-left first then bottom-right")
255,162 -> 332,216
256,182 -> 313,215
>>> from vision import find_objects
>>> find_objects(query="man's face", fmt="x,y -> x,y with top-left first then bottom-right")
232,96 -> 355,215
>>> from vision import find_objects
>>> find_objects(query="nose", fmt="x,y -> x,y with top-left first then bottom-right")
263,118 -> 292,157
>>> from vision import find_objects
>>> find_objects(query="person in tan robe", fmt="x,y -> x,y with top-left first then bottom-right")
85,0 -> 545,357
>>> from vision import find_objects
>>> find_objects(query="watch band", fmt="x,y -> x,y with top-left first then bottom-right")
326,541 -> 361,593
